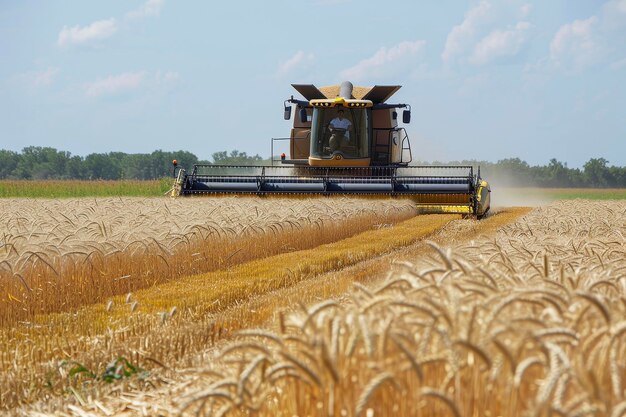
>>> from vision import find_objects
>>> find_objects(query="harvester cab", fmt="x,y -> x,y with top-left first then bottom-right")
283,81 -> 412,167
171,81 -> 491,218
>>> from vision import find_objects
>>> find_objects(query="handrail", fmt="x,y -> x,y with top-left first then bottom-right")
398,128 -> 412,164
270,137 -> 290,166
270,136 -> 311,165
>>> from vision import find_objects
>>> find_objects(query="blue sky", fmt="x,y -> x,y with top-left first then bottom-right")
0,0 -> 625,167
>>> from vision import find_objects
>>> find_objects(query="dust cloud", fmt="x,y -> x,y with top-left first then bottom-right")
486,171 -> 554,208
490,187 -> 553,208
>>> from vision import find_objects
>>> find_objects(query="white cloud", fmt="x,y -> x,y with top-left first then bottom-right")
549,16 -> 603,70
469,22 -> 530,66
529,0 -> 626,74
85,72 -> 146,97
57,1 -> 163,47
57,18 -> 118,47
442,0 -> 492,64
340,40 -> 426,81
441,0 -> 533,66
278,51 -> 315,75
126,0 -> 164,19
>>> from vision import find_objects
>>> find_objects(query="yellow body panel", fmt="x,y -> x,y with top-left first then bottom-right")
416,205 -> 473,215
475,180 -> 491,217
308,156 -> 371,167
410,194 -> 470,204
309,98 -> 374,108
415,180 -> 490,217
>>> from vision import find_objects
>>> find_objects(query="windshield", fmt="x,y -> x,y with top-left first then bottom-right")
309,107 -> 370,159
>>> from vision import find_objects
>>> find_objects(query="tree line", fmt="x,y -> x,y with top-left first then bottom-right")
0,147 -> 265,180
1,147 -> 625,187
444,157 -> 626,188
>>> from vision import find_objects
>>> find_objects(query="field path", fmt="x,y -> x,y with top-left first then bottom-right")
10,207 -> 530,416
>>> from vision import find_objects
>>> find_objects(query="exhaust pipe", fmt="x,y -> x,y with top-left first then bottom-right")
339,81 -> 353,99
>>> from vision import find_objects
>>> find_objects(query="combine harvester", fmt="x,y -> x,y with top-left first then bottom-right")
172,81 -> 490,217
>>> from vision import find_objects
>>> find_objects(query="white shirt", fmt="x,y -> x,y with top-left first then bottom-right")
330,117 -> 352,139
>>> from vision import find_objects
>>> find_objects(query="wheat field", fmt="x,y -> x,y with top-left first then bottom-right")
4,199 -> 626,417
27,200 -> 623,417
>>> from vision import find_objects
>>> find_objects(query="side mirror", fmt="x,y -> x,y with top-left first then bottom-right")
284,105 -> 292,120
392,111 -> 397,120
299,107 -> 308,123
403,109 -> 411,124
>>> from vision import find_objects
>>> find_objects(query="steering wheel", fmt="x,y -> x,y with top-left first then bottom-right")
329,127 -> 347,134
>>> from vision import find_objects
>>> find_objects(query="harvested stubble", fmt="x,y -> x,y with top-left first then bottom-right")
62,200 -> 625,417
0,197 -> 417,325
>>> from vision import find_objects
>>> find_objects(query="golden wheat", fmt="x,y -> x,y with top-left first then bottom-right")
145,200 -> 626,417
9,200 -> 626,417
0,197 -> 417,324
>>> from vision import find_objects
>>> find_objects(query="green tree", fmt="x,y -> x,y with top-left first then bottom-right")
493,158 -> 532,186
211,150 -> 264,165
0,150 -> 20,179
544,158 -> 572,187
12,147 -> 73,179
583,158 -> 611,187
85,153 -> 123,180
609,165 -> 626,187
119,150 -> 200,179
